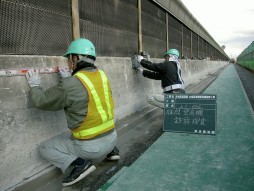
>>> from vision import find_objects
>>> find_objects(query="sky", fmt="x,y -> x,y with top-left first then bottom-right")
181,0 -> 254,58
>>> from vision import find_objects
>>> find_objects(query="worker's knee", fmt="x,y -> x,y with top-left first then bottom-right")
38,142 -> 48,157
146,94 -> 164,109
147,95 -> 155,103
37,138 -> 57,158
147,94 -> 164,103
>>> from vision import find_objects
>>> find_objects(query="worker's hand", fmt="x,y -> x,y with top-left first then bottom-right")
26,69 -> 41,88
137,55 -> 144,63
59,68 -> 70,78
136,67 -> 143,74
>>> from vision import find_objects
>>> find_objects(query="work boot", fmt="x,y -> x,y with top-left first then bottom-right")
62,160 -> 96,187
106,146 -> 120,161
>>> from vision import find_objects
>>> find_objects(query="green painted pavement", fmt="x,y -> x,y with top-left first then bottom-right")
102,65 -> 254,191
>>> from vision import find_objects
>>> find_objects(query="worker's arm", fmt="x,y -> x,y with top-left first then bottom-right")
30,82 -> 67,111
26,69 -> 68,111
142,70 -> 161,80
140,59 -> 166,73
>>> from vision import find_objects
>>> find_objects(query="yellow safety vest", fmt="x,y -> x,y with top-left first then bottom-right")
72,69 -> 115,139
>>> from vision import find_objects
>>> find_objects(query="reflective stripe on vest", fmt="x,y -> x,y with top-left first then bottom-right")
72,70 -> 114,139
76,72 -> 108,122
163,84 -> 185,92
72,119 -> 114,139
99,70 -> 113,120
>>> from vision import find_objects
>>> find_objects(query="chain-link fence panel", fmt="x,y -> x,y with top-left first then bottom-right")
192,32 -> 198,59
168,14 -> 182,57
141,0 -> 166,58
79,0 -> 138,57
1,0 -> 228,60
198,37 -> 205,59
0,0 -> 72,55
182,25 -> 191,58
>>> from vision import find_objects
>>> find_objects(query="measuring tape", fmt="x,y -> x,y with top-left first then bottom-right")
0,67 -> 69,77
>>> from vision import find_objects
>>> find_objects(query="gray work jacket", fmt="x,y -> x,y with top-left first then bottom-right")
30,68 -> 96,130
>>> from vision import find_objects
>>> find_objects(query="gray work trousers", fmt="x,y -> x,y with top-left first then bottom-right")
39,130 -> 117,173
147,90 -> 185,109
147,93 -> 164,109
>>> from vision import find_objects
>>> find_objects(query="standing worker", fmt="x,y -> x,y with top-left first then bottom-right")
25,38 -> 119,187
136,49 -> 185,108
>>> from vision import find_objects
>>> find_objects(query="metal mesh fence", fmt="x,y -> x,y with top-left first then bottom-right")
0,0 -> 227,60
141,0 -> 166,58
182,25 -> 191,58
168,14 -> 182,57
79,0 -> 138,57
198,38 -> 205,59
192,32 -> 198,59
207,44 -> 212,59
0,0 -> 72,55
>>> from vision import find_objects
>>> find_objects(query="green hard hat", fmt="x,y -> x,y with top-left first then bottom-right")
164,49 -> 179,58
64,38 -> 96,57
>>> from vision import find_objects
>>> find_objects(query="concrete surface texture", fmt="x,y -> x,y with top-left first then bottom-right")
0,55 -> 228,191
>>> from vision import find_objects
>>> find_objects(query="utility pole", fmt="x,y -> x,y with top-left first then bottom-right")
138,0 -> 142,54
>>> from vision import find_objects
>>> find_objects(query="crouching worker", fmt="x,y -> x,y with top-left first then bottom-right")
136,49 -> 185,108
25,38 -> 119,187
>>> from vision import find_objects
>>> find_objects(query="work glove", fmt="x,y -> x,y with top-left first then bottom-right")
59,68 -> 70,78
137,55 -> 144,63
26,69 -> 41,88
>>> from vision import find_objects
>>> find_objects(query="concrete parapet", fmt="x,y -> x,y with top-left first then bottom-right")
0,55 -> 228,191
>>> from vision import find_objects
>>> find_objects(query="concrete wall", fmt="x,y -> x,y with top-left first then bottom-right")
0,55 -> 228,191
